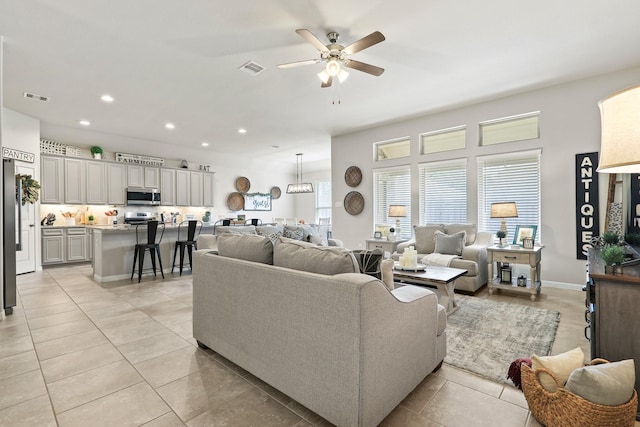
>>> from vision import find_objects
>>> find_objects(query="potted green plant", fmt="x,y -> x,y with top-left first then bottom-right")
90,146 -> 103,159
202,211 -> 211,224
87,214 -> 95,225
600,244 -> 625,274
496,230 -> 507,247
602,231 -> 620,246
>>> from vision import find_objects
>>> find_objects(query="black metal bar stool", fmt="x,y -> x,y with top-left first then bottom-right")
131,220 -> 165,283
172,220 -> 202,275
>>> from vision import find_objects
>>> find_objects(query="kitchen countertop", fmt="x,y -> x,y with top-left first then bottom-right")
42,223 -> 214,231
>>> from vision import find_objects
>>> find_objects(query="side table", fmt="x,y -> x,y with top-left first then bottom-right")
366,239 -> 408,255
487,245 -> 544,300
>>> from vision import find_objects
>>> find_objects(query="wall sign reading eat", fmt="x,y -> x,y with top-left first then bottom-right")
575,152 -> 600,260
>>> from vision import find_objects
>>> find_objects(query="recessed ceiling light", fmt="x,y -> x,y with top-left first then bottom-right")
238,128 -> 247,134
100,94 -> 114,103
201,142 -> 209,147
165,123 -> 175,130
79,120 -> 91,126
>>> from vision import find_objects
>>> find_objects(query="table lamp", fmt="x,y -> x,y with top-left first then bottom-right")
388,205 -> 407,235
490,202 -> 518,235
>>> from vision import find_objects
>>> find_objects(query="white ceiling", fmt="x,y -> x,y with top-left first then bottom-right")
2,0 -> 640,171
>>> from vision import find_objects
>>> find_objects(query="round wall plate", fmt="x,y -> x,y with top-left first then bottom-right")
235,176 -> 251,193
270,186 -> 282,199
344,191 -> 364,215
227,192 -> 245,211
344,166 -> 362,187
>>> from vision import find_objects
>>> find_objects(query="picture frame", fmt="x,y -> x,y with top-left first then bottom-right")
513,225 -> 537,246
373,231 -> 382,239
243,193 -> 272,211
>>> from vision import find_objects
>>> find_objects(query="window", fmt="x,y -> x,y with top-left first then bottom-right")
315,181 -> 332,223
477,149 -> 541,240
373,166 -> 411,238
480,112 -> 540,146
418,159 -> 467,224
375,137 -> 410,161
420,126 -> 466,154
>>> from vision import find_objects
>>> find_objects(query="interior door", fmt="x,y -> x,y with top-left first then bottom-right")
16,163 -> 36,274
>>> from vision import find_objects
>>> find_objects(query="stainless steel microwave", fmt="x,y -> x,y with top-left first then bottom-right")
126,188 -> 161,205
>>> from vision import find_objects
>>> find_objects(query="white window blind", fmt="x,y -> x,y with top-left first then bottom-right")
419,158 -> 467,224
315,181 -> 332,223
477,149 -> 541,241
373,165 -> 411,238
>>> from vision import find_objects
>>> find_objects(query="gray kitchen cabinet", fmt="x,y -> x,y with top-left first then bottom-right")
127,165 -> 160,188
85,160 -> 107,204
203,172 -> 214,207
190,171 -> 203,207
161,168 -> 176,206
41,156 -> 64,204
144,167 -> 160,188
64,158 -> 85,204
66,227 -> 87,261
42,228 -> 64,264
107,163 -> 127,205
176,169 -> 190,206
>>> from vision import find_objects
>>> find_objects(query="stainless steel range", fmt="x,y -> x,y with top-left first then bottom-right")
124,211 -> 157,225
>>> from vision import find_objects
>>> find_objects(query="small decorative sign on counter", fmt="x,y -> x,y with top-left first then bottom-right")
116,152 -> 165,166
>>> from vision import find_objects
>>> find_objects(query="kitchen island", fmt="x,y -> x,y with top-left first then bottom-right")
90,223 -> 213,282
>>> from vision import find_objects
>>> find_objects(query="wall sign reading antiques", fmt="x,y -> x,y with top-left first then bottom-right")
116,152 -> 165,166
575,152 -> 600,260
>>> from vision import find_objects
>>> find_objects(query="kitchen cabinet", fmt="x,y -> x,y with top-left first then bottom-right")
41,156 -> 64,204
85,161 -> 107,204
127,165 -> 160,188
175,170 -> 190,206
145,167 -> 160,188
203,172 -> 214,207
41,227 -> 90,265
161,168 -> 176,206
107,163 -> 126,205
64,159 -> 85,204
42,228 -> 64,264
190,171 -> 203,207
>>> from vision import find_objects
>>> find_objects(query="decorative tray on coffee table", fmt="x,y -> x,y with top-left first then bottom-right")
394,263 -> 427,271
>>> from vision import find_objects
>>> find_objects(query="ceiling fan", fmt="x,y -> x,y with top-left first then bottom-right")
278,29 -> 385,88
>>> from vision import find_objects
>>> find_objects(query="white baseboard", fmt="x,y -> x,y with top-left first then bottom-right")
543,280 -> 584,291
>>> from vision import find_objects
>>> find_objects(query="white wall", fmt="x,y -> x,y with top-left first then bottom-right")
291,169 -> 332,224
2,108 -> 42,270
331,67 -> 640,286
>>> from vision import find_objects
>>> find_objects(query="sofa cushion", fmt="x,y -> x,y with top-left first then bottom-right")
215,225 -> 257,235
217,233 -> 273,264
434,230 -> 466,256
283,225 -> 304,240
531,347 -> 585,392
449,258 -> 478,276
413,224 -> 445,254
445,224 -> 477,245
197,234 -> 217,250
565,359 -> 635,406
436,304 -> 446,336
274,237 -> 359,275
256,225 -> 283,244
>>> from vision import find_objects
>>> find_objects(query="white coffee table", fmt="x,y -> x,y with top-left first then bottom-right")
392,264 -> 467,312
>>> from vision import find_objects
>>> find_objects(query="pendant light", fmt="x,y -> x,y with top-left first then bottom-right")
286,153 -> 314,194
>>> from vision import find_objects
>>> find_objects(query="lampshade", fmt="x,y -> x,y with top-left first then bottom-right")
490,202 -> 518,218
597,83 -> 640,173
326,58 -> 341,76
317,67 -> 349,84
286,153 -> 314,194
388,205 -> 407,217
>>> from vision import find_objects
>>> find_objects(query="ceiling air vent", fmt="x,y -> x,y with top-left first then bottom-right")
23,92 -> 50,102
238,61 -> 265,76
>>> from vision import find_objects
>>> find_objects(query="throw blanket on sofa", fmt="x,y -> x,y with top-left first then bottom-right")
423,253 -> 460,267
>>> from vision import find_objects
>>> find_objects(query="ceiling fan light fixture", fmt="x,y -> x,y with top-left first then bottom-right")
326,58 -> 341,76
317,69 -> 330,84
337,68 -> 349,83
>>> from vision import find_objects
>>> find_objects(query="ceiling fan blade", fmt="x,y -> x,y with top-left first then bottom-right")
296,29 -> 329,52
343,59 -> 385,76
343,31 -> 385,55
321,76 -> 333,88
277,59 -> 322,69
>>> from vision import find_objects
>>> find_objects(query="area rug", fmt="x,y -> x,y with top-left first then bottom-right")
444,295 -> 560,385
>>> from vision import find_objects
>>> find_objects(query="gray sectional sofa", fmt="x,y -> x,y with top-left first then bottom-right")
394,224 -> 492,293
193,234 -> 447,427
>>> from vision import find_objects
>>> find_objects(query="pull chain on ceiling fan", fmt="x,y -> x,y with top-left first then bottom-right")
278,29 -> 385,88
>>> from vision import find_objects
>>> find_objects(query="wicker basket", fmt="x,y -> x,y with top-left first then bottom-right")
521,360 -> 637,427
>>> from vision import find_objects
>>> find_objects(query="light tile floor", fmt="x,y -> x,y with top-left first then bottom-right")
0,264 -> 636,426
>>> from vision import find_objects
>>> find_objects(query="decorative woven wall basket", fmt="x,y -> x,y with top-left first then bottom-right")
235,176 -> 251,193
227,192 -> 245,211
270,186 -> 281,199
344,166 -> 362,187
344,191 -> 364,216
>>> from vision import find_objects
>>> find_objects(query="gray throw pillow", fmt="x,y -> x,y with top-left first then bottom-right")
283,225 -> 304,240
445,224 -> 477,245
217,233 -> 273,264
565,359 -> 635,406
413,224 -> 445,254
434,230 -> 466,256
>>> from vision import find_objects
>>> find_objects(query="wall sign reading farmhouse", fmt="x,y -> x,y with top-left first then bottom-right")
116,152 -> 165,166
575,152 -> 600,260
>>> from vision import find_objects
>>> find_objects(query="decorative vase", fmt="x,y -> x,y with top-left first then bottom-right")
604,265 -> 614,275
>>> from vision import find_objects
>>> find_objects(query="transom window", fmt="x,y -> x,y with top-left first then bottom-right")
420,125 -> 466,154
374,137 -> 410,161
479,112 -> 540,146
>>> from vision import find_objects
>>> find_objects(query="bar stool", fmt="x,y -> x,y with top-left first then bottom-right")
131,220 -> 165,283
245,218 -> 262,226
172,220 -> 202,275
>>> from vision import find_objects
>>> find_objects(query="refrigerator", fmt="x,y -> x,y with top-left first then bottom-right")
3,158 -> 18,315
